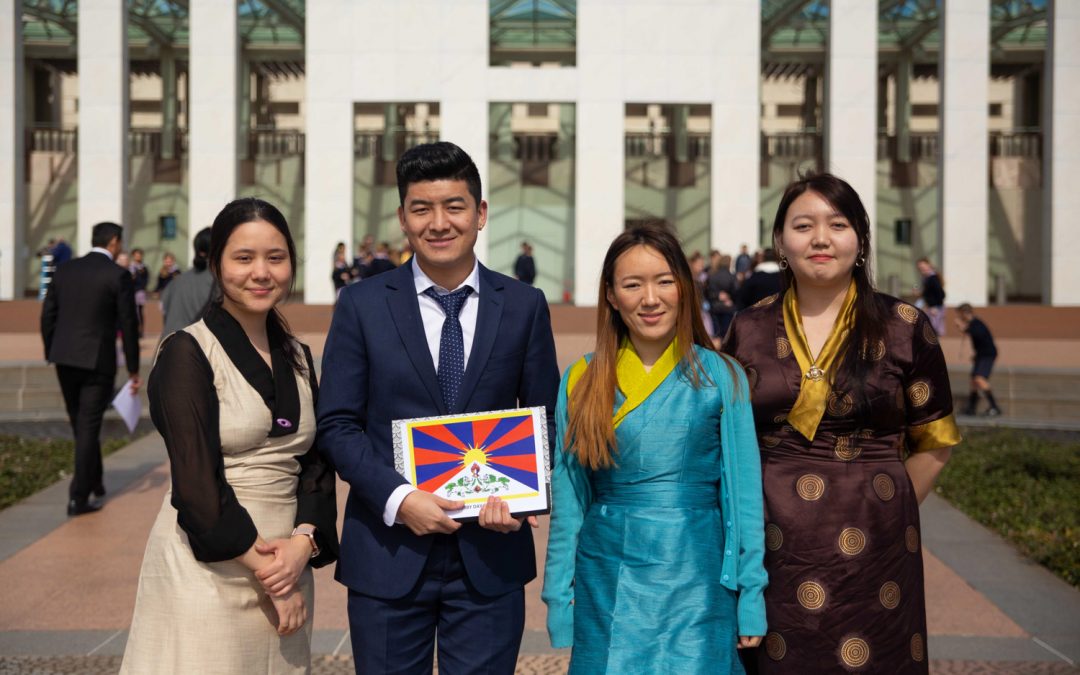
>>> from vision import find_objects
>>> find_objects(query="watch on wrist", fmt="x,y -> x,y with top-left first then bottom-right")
291,524 -> 320,558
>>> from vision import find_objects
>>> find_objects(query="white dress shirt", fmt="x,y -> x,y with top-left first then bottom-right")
382,257 -> 482,526
90,246 -> 114,261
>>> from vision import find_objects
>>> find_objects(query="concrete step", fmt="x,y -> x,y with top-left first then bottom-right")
0,360 -> 153,419
948,365 -> 1080,422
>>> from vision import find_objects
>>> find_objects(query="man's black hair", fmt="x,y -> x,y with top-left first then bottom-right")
396,141 -> 482,207
91,222 -> 123,248
192,227 -> 212,270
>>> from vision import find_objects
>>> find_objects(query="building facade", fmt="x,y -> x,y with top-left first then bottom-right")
2,0 -> 1077,306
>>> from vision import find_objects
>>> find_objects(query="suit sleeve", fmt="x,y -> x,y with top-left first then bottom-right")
116,268 -> 140,374
294,344 -> 340,568
518,289 -> 561,457
41,280 -> 58,360
149,332 -> 259,562
316,290 -> 410,516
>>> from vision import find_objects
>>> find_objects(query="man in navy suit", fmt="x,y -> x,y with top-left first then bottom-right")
318,142 -> 560,674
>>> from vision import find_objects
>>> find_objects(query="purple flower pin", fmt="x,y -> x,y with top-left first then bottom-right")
276,418 -> 293,429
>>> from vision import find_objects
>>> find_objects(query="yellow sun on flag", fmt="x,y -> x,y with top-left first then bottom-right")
462,447 -> 488,467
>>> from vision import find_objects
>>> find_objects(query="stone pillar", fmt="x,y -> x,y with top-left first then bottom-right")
826,0 -> 877,274
189,0 -> 238,244
711,0 -> 760,258
160,47 -> 177,160
304,0 -> 353,304
939,0 -> 989,305
0,0 -> 25,299
77,0 -> 128,252
238,57 -> 250,161
1044,1 -> 1080,305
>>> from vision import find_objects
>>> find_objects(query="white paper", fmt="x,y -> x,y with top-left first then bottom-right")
111,383 -> 141,433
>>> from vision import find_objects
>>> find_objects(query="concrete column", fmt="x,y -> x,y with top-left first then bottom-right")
0,0 -> 25,299
304,0 -> 353,304
895,56 -> 912,163
1044,1 -> 1080,305
160,48 -> 177,160
939,0 -> 989,305
826,0 -> 877,274
238,57 -> 250,161
77,0 -> 128,252
711,0 -> 760,258
189,0 -> 237,244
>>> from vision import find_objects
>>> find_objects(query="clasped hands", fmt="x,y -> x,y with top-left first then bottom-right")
398,491 -> 539,536
253,535 -> 315,636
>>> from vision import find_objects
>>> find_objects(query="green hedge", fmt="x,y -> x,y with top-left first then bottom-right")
936,428 -> 1080,588
0,435 -> 133,511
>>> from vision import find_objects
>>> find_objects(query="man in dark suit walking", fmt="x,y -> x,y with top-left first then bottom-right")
318,142 -> 560,674
41,222 -> 141,516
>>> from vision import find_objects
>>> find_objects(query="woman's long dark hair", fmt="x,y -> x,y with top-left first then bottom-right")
207,197 -> 304,373
772,173 -> 888,414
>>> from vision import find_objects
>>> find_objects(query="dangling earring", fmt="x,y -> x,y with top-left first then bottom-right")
778,255 -> 789,270
855,252 -> 866,267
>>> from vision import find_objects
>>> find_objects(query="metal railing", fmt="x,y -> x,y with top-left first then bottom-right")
762,131 -> 822,161
625,132 -> 711,160
354,130 -> 440,159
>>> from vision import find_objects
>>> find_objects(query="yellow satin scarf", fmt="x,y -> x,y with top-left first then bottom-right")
783,280 -> 857,441
566,338 -> 680,430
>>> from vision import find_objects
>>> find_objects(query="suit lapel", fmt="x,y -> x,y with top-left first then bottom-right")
458,265 -> 504,411
385,264 -> 446,415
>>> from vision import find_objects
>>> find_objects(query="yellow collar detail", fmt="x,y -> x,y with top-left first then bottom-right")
783,281 -> 857,440
612,338 -> 680,429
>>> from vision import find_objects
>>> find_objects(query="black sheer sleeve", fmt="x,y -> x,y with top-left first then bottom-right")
149,332 -> 258,562
295,344 -> 340,568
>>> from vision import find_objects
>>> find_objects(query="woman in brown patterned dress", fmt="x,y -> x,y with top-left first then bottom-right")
723,173 -> 961,673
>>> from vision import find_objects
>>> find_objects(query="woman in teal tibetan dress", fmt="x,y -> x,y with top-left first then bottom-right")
543,224 -> 768,674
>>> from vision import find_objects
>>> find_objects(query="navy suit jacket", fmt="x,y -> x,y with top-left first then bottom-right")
317,262 -> 560,599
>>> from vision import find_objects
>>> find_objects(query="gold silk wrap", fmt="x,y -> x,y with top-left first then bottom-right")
566,338 -> 680,430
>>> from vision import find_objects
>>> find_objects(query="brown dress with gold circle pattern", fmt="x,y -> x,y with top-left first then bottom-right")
723,293 -> 958,674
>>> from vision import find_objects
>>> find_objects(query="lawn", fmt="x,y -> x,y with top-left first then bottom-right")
0,435 -> 134,511
936,427 -> 1080,588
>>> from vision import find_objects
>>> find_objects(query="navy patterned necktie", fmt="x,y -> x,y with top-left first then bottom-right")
424,285 -> 473,411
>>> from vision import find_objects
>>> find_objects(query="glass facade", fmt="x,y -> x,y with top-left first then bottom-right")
488,102 -> 576,303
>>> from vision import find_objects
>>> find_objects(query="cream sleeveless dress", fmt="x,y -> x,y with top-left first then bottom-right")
121,320 -> 316,674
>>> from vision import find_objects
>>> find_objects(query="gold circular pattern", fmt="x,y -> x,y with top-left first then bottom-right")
765,524 -> 784,551
796,474 -> 826,501
922,320 -> 939,345
840,637 -> 871,668
879,581 -> 901,609
754,293 -> 778,308
746,367 -> 759,392
911,633 -> 925,662
839,527 -> 867,556
797,580 -> 826,610
765,632 -> 786,661
897,303 -> 919,324
776,336 -> 793,359
907,380 -> 931,408
873,473 -> 896,501
834,436 -> 862,461
761,435 -> 781,449
905,526 -> 920,553
827,391 -> 854,417
864,338 -> 886,361
773,413 -> 788,424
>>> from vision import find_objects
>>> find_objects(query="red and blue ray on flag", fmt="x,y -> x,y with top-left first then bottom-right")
409,410 -> 539,494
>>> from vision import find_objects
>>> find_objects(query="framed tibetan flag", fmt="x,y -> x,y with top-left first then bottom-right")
392,407 -> 551,521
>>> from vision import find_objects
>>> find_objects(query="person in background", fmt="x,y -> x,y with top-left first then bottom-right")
707,251 -> 738,341
543,223 -> 766,673
362,241 -> 397,278
724,173 -> 959,673
332,242 -> 352,293
735,248 -> 782,311
121,198 -> 338,673
129,248 -> 150,337
916,258 -> 946,336
115,251 -> 130,270
161,227 -> 215,339
154,251 -> 181,297
955,303 -> 1001,417
513,241 -> 537,285
735,243 -> 752,283
40,222 -> 140,516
